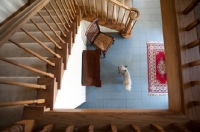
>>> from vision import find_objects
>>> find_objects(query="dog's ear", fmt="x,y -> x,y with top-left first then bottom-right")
125,65 -> 127,67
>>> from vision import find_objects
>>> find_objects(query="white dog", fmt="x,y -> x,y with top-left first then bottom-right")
118,65 -> 132,91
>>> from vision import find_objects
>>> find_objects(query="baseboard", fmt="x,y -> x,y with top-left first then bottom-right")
0,2 -> 29,27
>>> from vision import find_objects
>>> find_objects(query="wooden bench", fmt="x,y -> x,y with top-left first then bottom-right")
82,49 -> 101,87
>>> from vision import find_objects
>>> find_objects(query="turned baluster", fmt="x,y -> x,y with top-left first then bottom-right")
3,124 -> 23,132
64,0 -> 74,20
107,1 -> 109,20
60,0 -> 73,25
54,0 -> 71,27
81,0 -> 87,15
189,60 -> 200,67
95,0 -> 98,17
0,99 -> 45,107
88,0 -> 92,15
9,39 -> 55,66
112,4 -> 116,23
131,124 -> 141,132
0,57 -> 54,78
21,28 -> 61,58
67,0 -> 75,15
101,0 -> 103,19
40,124 -> 54,132
69,0 -> 76,13
30,19 -> 61,49
151,124 -> 165,132
111,124 -> 117,132
183,0 -> 200,15
185,18 -> 200,31
48,3 -> 70,30
187,38 -> 200,48
88,125 -> 94,132
44,6 -> 67,36
65,125 -> 74,132
0,79 -> 46,89
38,12 -> 65,43
116,6 -> 121,24
120,9 -> 127,25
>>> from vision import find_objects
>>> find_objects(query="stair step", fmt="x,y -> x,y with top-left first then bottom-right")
0,77 -> 37,102
8,31 -> 60,43
0,57 -> 47,77
20,23 -> 62,32
0,42 -> 55,57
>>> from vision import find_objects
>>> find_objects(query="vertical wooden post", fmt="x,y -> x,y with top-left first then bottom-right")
121,12 -> 135,38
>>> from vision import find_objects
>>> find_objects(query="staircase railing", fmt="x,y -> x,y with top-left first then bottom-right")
76,0 -> 140,38
0,0 -> 80,109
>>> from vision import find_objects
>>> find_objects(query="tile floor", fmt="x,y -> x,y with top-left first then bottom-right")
76,0 -> 168,109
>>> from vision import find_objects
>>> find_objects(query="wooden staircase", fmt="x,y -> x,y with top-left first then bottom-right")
1,0 -> 200,131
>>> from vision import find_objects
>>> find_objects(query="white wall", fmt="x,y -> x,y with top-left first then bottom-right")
0,0 -> 27,23
54,21 -> 87,109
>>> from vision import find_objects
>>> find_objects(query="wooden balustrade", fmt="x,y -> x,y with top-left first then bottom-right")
9,39 -> 56,66
37,12 -> 65,43
151,124 -> 165,132
187,38 -> 200,48
81,0 -> 87,15
188,60 -> 200,67
88,125 -> 94,132
185,18 -> 200,31
70,0 -> 77,13
61,0 -> 74,23
44,5 -> 67,35
20,28 -> 61,58
0,57 -> 54,78
131,124 -> 141,132
171,123 -> 190,132
48,3 -> 70,30
67,0 -> 75,16
65,125 -> 75,132
30,19 -> 62,49
40,124 -> 54,132
111,125 -> 117,132
183,0 -> 200,15
0,79 -> 46,89
0,99 -> 45,107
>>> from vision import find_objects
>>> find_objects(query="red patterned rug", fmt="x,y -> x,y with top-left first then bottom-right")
147,42 -> 168,96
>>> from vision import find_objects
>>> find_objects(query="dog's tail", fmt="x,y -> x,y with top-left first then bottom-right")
125,86 -> 131,91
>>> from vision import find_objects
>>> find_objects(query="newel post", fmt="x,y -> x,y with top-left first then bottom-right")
121,12 -> 136,38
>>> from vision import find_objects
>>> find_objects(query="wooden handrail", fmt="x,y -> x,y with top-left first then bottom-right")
183,0 -> 200,15
37,12 -> 65,43
0,99 -> 45,107
0,79 -> 46,89
9,39 -> 55,66
0,0 -> 50,46
0,57 -> 54,78
20,28 -> 61,58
